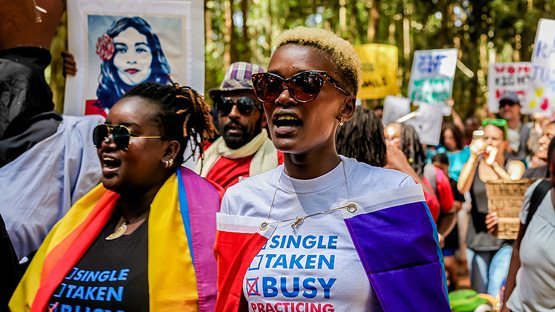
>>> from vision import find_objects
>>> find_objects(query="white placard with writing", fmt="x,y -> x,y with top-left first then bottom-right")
408,49 -> 457,115
487,62 -> 531,114
525,19 -> 555,115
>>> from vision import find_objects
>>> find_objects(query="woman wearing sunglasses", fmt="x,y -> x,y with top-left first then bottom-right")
215,27 -> 450,312
11,83 -> 220,311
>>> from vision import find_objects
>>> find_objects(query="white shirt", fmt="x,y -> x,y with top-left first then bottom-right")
222,156 -> 413,311
507,179 -> 555,312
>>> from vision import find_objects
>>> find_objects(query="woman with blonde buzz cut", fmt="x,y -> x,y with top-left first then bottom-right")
214,27 -> 450,312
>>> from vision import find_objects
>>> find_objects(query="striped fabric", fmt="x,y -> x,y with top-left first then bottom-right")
215,184 -> 450,311
10,168 -> 219,312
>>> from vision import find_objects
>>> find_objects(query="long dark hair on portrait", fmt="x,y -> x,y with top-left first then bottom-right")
96,17 -> 171,110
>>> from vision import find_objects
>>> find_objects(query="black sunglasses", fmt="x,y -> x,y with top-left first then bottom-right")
499,101 -> 519,108
216,96 -> 260,116
252,70 -> 351,103
93,124 -> 164,150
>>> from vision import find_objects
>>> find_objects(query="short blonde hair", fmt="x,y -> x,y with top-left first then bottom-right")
274,27 -> 362,96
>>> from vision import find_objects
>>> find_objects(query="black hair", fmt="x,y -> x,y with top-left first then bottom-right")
432,153 -> 449,166
440,122 -> 465,151
336,106 -> 387,167
123,82 -> 216,165
400,124 -> 426,177
97,17 -> 171,109
548,137 -> 555,164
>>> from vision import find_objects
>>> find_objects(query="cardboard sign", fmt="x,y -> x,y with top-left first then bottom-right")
64,0 -> 204,115
354,44 -> 400,99
487,62 -> 531,113
383,96 -> 411,125
525,19 -> 555,115
408,49 -> 457,113
406,102 -> 444,146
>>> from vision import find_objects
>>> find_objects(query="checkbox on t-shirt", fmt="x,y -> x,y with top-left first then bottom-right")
248,255 -> 263,271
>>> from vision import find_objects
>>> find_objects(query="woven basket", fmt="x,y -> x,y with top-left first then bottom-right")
485,179 -> 533,240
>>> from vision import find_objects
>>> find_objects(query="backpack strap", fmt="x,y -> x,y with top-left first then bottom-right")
523,179 -> 551,236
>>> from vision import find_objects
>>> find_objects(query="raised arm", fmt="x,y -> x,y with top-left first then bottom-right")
457,138 -> 486,193
448,99 -> 465,134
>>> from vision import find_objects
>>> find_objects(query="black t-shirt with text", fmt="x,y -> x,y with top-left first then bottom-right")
48,214 -> 149,312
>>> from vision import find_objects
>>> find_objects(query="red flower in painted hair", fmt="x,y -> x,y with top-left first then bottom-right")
96,34 -> 115,61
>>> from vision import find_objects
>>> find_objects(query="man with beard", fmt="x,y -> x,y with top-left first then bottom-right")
196,62 -> 283,190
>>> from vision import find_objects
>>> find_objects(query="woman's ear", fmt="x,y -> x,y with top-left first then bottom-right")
340,97 -> 356,122
163,140 -> 181,164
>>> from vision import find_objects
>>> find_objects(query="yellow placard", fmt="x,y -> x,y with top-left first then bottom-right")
354,44 -> 399,99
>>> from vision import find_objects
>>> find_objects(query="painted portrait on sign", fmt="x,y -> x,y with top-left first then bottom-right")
86,15 -> 184,116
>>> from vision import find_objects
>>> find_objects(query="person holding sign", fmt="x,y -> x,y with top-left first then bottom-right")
215,27 -> 449,312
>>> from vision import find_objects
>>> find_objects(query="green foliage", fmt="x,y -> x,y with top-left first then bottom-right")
205,0 -> 555,118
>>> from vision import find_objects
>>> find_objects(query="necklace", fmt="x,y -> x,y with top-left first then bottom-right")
31,0 -> 47,23
105,209 -> 149,240
105,220 -> 129,240
259,158 -> 358,231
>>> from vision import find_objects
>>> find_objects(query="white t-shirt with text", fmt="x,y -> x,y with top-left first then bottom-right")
221,156 -> 414,312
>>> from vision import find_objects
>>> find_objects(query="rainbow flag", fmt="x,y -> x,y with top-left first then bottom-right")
215,184 -> 450,311
10,168 -> 219,312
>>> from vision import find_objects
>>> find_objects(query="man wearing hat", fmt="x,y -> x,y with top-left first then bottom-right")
499,91 -> 530,162
196,62 -> 283,190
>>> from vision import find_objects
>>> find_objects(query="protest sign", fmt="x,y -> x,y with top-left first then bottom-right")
487,62 -> 531,113
354,44 -> 400,99
64,0 -> 204,116
406,102 -> 444,146
525,19 -> 555,115
383,96 -> 411,125
408,49 -> 457,115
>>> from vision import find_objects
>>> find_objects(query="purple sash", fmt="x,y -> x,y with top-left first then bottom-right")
180,167 -> 219,312
344,201 -> 450,311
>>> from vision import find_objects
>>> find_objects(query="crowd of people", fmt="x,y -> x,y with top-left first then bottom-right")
1,3 -> 554,312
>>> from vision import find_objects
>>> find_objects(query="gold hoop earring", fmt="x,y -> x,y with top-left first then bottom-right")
168,159 -> 174,168
339,117 -> 344,126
